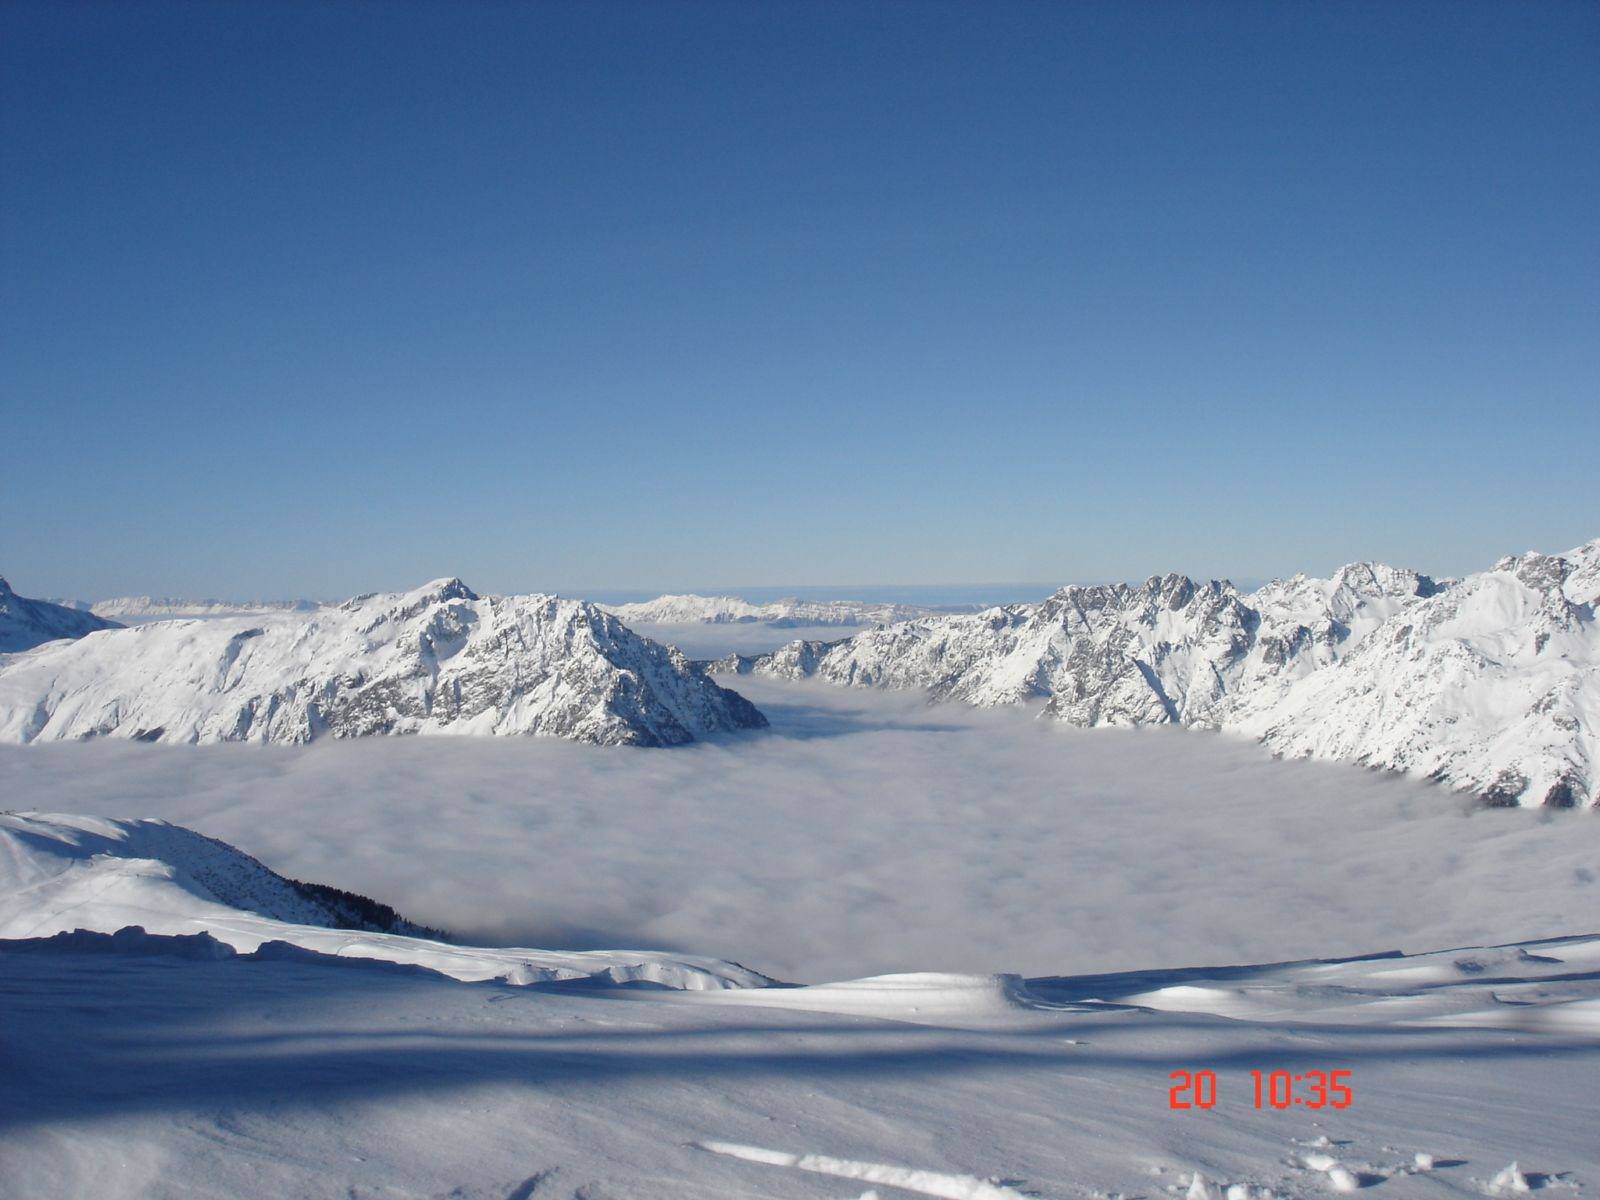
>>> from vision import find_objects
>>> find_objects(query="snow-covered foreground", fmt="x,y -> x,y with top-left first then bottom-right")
2,677 -> 1596,983
2,926 -> 1596,1200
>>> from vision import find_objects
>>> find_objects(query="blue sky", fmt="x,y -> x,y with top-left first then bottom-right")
2,1 -> 1596,601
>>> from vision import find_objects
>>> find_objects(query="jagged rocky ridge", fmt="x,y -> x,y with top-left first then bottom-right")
0,578 -> 767,746
712,540 -> 1600,808
0,577 -> 123,654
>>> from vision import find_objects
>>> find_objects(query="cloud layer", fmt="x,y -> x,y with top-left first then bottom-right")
3,676 -> 1593,982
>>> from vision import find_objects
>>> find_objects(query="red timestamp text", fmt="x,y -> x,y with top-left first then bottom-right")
1168,1069 -> 1353,1111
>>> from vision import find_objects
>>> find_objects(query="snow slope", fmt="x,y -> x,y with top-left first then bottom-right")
604,593 -> 958,626
0,810 -> 437,937
1,899 -> 1595,1198
0,577 -> 122,654
0,811 -> 771,989
0,577 -> 767,746
718,540 -> 1599,807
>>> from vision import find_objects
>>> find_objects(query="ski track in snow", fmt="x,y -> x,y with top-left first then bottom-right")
698,1139 -> 1030,1199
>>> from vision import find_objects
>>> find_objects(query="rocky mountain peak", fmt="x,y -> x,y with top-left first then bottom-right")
0,580 -> 767,747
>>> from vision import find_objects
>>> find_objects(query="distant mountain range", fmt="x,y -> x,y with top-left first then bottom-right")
602,593 -> 971,627
4,538 -> 1596,806
47,591 -> 963,629
0,578 -> 766,747
710,539 -> 1600,809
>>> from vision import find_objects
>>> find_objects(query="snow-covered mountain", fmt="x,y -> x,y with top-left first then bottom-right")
0,576 -> 123,653
1242,543 -> 1599,809
714,540 -> 1600,808
86,595 -> 324,623
715,564 -> 1439,716
0,577 -> 767,747
0,812 -> 773,988
603,593 -> 957,627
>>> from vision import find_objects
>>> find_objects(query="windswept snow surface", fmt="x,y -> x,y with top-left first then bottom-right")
3,676 -> 1595,983
1,921 -> 1596,1199
717,539 -> 1600,808
0,577 -> 122,654
0,817 -> 1595,1197
0,577 -> 766,747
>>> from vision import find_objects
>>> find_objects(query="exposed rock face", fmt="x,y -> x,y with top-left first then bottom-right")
716,541 -> 1599,808
0,578 -> 768,747
0,577 -> 123,654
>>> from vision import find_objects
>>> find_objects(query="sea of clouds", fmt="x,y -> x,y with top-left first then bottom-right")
2,675 -> 1593,983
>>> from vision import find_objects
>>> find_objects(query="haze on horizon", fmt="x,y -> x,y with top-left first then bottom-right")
2,2 -> 1596,601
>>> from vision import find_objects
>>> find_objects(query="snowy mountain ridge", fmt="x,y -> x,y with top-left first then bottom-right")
0,812 -> 773,989
0,811 -> 438,939
715,539 -> 1600,808
0,577 -> 123,654
0,577 -> 767,747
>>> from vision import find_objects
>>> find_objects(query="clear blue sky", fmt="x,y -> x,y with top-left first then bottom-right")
3,1 -> 1596,601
